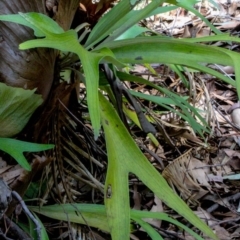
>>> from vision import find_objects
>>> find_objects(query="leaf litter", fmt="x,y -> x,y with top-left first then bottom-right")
2,0 -> 240,239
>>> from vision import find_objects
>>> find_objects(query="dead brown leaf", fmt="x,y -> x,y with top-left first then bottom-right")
162,149 -> 211,206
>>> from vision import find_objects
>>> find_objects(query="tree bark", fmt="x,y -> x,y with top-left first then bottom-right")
0,0 -> 79,102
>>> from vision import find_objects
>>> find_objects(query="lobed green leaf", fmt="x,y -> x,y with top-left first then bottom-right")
0,138 -> 54,170
99,92 -> 217,239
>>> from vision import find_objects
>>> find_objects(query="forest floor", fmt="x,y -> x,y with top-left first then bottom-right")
129,1 -> 240,239
1,1 -> 240,239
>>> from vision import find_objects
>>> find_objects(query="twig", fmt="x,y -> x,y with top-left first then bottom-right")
3,217 -> 31,240
212,216 -> 240,227
0,229 -> 13,240
11,191 -> 41,240
207,192 -> 240,213
138,143 -> 164,169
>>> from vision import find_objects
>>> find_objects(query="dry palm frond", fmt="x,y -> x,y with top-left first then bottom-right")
33,82 -> 106,206
29,81 -> 107,238
162,149 -> 211,206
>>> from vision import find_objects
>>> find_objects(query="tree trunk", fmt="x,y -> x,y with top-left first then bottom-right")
0,0 -> 79,102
